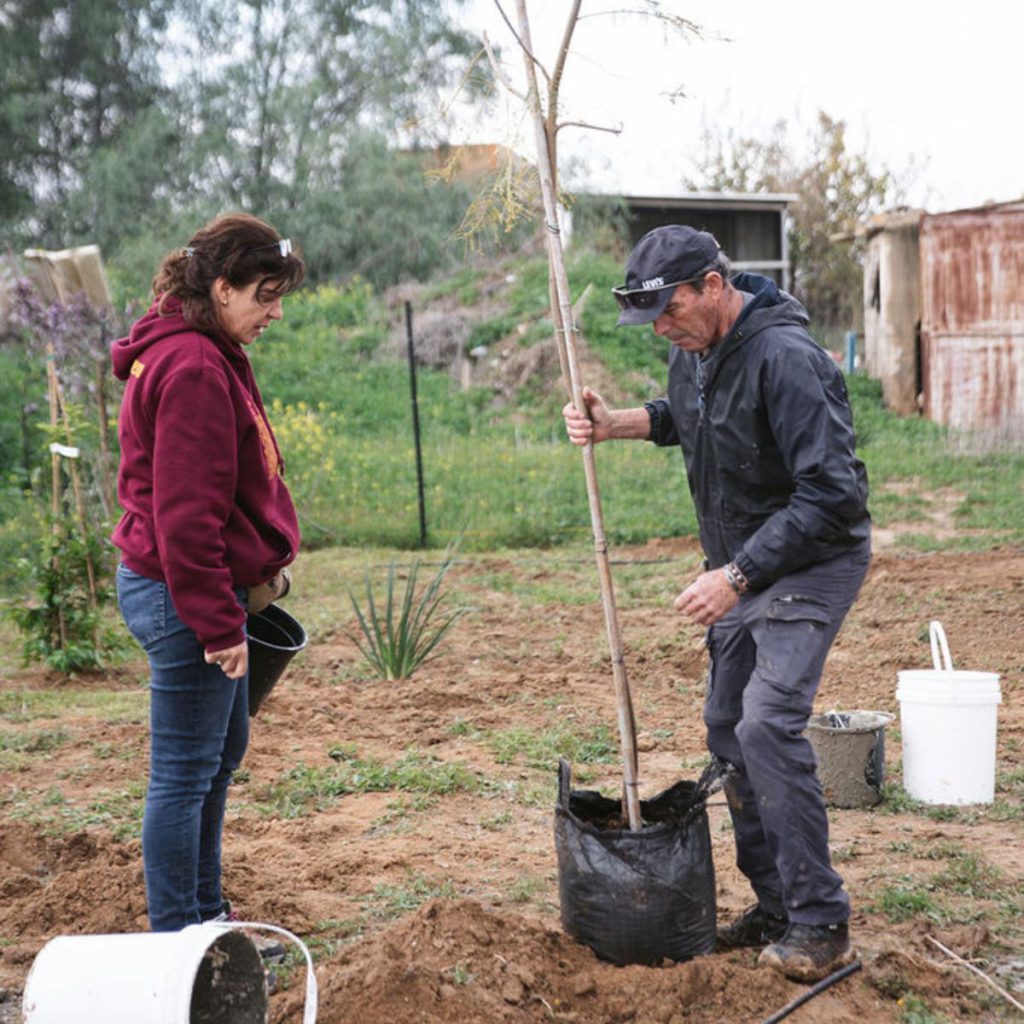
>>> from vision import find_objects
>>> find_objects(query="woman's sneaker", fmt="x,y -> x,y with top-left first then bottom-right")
716,904 -> 788,950
758,922 -> 855,982
209,904 -> 287,963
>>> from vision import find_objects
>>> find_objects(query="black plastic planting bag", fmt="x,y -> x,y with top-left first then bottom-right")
554,758 -> 717,966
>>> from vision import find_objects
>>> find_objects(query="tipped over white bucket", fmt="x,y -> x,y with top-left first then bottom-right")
896,621 -> 1001,805
22,921 -> 318,1024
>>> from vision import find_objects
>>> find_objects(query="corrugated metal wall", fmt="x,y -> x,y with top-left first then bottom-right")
920,204 -> 1024,436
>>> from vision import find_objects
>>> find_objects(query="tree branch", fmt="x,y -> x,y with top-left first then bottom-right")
556,119 -> 623,136
577,6 -> 704,37
492,0 -> 549,85
481,31 -> 525,100
926,937 -> 1024,1014
549,0 -> 583,110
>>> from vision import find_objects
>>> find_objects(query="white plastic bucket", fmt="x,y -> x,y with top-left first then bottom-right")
22,921 -> 318,1024
896,621 -> 1001,805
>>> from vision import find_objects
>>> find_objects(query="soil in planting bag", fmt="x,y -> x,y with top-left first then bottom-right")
554,758 -> 718,966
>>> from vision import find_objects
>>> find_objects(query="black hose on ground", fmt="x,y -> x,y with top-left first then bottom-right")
759,960 -> 863,1024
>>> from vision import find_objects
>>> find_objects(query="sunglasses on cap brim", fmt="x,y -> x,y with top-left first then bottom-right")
611,270 -> 710,312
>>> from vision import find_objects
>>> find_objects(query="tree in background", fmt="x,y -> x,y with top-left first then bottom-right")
0,0 -> 491,295
172,0 -> 481,213
0,0 -> 174,243
687,111 -> 910,334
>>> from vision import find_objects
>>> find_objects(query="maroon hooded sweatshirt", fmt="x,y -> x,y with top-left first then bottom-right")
111,296 -> 300,653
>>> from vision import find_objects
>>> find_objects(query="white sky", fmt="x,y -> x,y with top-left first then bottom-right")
451,0 -> 1023,213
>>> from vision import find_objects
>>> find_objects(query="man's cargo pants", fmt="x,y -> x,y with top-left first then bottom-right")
703,539 -> 871,925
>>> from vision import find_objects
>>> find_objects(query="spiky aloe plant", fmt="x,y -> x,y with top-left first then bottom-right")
348,546 -> 466,680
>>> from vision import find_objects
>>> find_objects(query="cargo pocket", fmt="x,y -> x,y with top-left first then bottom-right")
755,595 -> 834,696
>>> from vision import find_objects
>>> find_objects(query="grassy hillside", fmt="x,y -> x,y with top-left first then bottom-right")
246,249 -> 1022,554
1,245 -> 1021,604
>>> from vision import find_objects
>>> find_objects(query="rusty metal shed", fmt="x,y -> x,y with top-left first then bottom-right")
920,202 -> 1024,438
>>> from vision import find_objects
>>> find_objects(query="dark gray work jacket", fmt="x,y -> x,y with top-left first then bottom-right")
645,272 -> 870,591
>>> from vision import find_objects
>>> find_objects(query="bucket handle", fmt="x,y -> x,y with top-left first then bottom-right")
214,921 -> 318,1024
929,620 -> 954,672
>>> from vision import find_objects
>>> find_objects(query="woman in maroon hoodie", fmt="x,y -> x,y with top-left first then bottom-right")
111,213 -> 305,931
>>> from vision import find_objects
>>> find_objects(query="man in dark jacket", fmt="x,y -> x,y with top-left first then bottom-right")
563,225 -> 871,983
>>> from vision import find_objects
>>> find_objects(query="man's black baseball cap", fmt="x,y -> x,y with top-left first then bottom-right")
612,225 -> 721,326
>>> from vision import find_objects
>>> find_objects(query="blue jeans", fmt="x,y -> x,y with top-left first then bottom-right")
703,540 -> 871,926
116,564 -> 249,932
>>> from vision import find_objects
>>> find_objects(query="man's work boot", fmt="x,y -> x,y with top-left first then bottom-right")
716,904 -> 788,950
758,922 -> 855,982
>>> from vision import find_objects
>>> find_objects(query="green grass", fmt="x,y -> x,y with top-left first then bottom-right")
0,727 -> 70,753
358,874 -> 458,919
506,873 -> 555,910
487,722 -> 618,771
1,250 -> 1021,585
248,286 -> 1023,553
872,883 -> 939,923
5,782 -> 146,840
897,995 -> 953,1024
255,750 -> 481,819
0,689 -> 147,724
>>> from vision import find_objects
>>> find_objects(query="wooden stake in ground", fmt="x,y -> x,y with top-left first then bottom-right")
505,0 -> 641,829
926,936 -> 1024,1014
45,343 -> 68,649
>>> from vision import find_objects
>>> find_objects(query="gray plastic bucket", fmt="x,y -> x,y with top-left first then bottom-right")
247,603 -> 308,716
807,709 -> 894,808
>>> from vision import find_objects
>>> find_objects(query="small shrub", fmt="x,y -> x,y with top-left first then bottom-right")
9,524 -> 125,673
348,545 -> 466,680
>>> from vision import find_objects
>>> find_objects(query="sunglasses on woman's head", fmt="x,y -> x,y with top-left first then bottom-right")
251,238 -> 292,258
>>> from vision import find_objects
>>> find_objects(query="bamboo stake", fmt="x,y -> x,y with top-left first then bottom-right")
45,344 -> 68,649
513,0 -> 641,829
59,411 -> 99,614
96,357 -> 115,524
51,359 -> 99,613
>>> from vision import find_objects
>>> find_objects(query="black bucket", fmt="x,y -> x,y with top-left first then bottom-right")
246,603 -> 308,716
554,759 -> 717,966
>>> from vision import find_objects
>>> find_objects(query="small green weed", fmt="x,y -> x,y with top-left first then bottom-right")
479,809 -> 513,831
0,728 -> 69,753
488,722 -> 616,770
445,962 -> 473,986
877,784 -> 974,823
359,875 -> 458,919
372,794 -> 438,828
873,884 -> 937,923
506,873 -> 553,909
931,852 -> 1004,898
897,994 -> 952,1023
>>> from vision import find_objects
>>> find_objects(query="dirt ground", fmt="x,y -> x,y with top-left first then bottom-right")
1,535 -> 1022,1023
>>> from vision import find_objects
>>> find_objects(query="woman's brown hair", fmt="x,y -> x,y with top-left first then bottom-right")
152,213 -> 306,336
